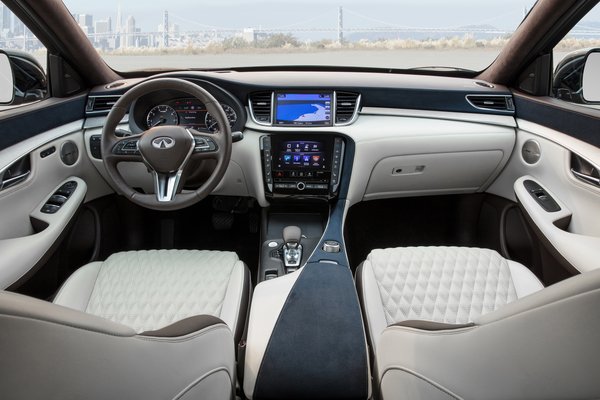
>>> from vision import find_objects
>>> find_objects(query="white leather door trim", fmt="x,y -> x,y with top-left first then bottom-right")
0,177 -> 87,288
514,176 -> 600,273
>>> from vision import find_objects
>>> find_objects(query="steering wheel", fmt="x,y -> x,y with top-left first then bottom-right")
101,78 -> 232,211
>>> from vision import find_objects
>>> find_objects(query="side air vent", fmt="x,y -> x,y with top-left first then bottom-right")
249,92 -> 273,125
335,91 -> 360,124
86,95 -> 120,114
466,95 -> 514,112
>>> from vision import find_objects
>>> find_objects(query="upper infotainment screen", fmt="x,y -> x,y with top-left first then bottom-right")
274,93 -> 332,126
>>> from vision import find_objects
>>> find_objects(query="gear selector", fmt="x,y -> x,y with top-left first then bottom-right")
282,226 -> 303,272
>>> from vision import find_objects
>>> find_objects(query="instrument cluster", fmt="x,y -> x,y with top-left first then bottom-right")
145,98 -> 238,133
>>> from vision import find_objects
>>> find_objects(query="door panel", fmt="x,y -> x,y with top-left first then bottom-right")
487,118 -> 600,275
0,123 -> 113,289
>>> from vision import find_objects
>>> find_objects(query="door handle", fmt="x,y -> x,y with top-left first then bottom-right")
0,170 -> 31,190
570,153 -> 600,188
570,169 -> 600,187
0,155 -> 31,191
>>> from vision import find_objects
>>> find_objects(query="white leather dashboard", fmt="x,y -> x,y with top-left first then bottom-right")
82,108 -> 516,209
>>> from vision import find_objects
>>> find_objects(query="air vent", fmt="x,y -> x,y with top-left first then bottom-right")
466,95 -> 514,112
86,95 -> 120,113
335,92 -> 360,124
249,92 -> 273,124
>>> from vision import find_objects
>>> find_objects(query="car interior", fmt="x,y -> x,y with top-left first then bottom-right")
0,0 -> 599,399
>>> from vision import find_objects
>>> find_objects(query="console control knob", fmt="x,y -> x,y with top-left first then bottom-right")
296,182 -> 305,191
323,240 -> 341,253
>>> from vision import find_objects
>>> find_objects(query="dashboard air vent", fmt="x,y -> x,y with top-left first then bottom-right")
335,92 -> 360,124
466,95 -> 514,112
86,96 -> 120,113
249,92 -> 273,124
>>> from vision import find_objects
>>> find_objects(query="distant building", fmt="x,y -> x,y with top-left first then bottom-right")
2,5 -> 11,33
13,16 -> 24,36
242,28 -> 257,43
94,18 -> 111,35
78,14 -> 93,35
124,15 -> 135,47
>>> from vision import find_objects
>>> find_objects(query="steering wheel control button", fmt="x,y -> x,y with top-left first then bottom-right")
113,139 -> 140,155
193,137 -> 217,153
323,240 -> 341,253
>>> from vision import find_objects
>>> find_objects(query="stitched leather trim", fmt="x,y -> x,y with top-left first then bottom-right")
391,320 -> 475,331
139,315 -> 225,337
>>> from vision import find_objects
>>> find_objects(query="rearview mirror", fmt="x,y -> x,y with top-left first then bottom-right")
0,51 -> 15,104
582,50 -> 600,103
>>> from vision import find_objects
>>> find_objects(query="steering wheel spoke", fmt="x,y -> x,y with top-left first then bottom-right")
152,170 -> 184,202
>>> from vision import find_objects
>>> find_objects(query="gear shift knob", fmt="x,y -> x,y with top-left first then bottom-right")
282,226 -> 302,270
283,226 -> 302,249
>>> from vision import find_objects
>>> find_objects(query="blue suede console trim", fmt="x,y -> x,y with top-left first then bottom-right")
309,200 -> 349,266
514,93 -> 600,148
0,95 -> 86,151
252,262 -> 368,400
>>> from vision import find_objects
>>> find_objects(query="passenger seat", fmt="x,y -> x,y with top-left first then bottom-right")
357,246 -> 600,399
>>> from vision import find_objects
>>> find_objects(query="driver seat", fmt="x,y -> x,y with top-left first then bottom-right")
0,249 -> 250,400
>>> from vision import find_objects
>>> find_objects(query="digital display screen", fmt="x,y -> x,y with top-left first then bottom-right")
274,93 -> 332,126
172,98 -> 207,129
276,140 -> 328,170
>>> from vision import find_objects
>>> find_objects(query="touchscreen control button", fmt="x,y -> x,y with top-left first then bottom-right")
297,182 -> 306,191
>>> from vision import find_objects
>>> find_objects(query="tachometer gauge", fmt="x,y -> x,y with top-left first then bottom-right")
204,104 -> 237,133
146,105 -> 179,128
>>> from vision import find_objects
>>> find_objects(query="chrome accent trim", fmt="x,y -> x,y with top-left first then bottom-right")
333,91 -> 361,126
571,169 -> 600,187
0,170 -> 30,191
465,94 -> 514,113
248,92 -> 274,126
151,136 -> 175,149
86,95 -> 122,115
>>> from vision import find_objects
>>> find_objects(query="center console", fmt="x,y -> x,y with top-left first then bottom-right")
261,134 -> 345,199
258,133 -> 347,281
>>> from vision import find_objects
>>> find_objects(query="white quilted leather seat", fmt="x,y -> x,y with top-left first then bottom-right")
358,246 -> 543,346
0,249 -> 250,400
54,249 -> 249,336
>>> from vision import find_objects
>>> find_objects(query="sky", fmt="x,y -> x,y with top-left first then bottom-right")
62,0 -> 538,33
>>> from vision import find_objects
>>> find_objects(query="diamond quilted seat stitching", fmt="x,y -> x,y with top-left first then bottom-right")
367,246 -> 518,325
85,249 -> 239,332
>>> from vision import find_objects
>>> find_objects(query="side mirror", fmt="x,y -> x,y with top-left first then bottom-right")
0,51 -> 15,104
582,49 -> 600,103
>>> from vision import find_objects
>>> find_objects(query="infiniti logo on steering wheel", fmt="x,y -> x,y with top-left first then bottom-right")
151,136 -> 175,149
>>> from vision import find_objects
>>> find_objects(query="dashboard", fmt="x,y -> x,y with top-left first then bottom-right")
85,70 -> 517,207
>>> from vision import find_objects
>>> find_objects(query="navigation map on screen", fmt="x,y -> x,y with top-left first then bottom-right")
275,93 -> 332,126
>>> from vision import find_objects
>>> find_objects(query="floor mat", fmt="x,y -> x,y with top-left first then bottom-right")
344,195 -> 485,271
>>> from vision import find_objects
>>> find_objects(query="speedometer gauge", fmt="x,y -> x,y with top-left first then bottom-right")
204,104 -> 237,133
146,105 -> 179,128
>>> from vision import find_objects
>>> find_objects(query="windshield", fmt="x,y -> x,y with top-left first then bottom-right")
61,0 -> 538,72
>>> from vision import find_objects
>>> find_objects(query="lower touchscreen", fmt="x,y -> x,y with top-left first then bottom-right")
276,140 -> 327,170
